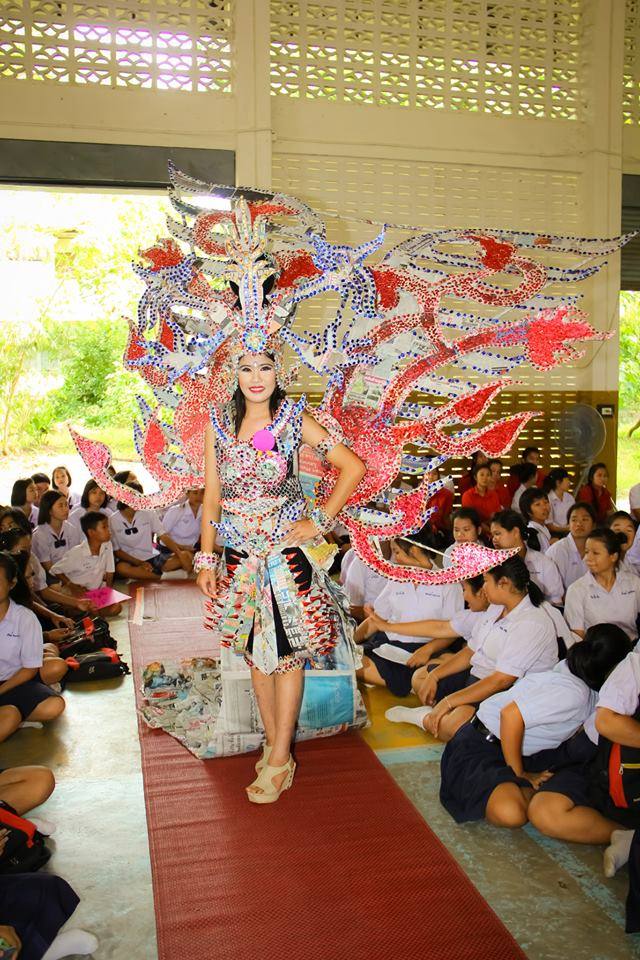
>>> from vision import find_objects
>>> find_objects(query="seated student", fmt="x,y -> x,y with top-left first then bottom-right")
383,556 -> 559,741
547,502 -> 596,591
461,463 -> 502,532
353,534 -> 463,697
522,445 -> 547,487
577,462 -> 615,524
457,452 -> 488,498
488,459 -> 511,508
341,548 -> 388,622
51,465 -> 80,509
13,552 -> 70,688
0,528 -> 81,628
544,467 -> 575,533
630,481 -> 640,524
31,471 -> 50,506
68,479 -> 112,528
511,462 -> 538,513
609,510 -> 640,575
528,644 -> 640,880
519,487 -> 555,553
160,488 -> 203,553
0,507 -> 32,536
105,468 -> 138,513
31,491 -> 83,573
0,552 -> 65,744
564,528 -> 640,642
439,623 -> 631,827
491,509 -> 564,606
424,467 -> 454,537
0,763 -> 55,832
10,477 -> 38,529
109,482 -> 193,581
50,512 -> 123,617
442,507 -> 483,568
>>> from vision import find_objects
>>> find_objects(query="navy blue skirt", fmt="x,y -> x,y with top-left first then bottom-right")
0,680 -> 57,720
0,873 -> 79,960
364,633 -> 467,698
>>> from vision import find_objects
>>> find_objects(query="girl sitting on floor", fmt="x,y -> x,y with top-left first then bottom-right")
10,478 -> 38,529
544,467 -> 575,534
12,552 -> 69,689
51,465 -> 80,509
0,552 -> 65,744
461,463 -> 502,533
353,534 -> 463,697
341,547 -> 388,622
519,487 -> 556,553
442,507 -> 483,568
385,556 -> 559,742
546,502 -> 596,591
491,510 -> 564,606
438,622 -> 630,828
564,528 -> 640,642
576,462 -> 615,525
68,479 -> 112,528
609,510 -> 640,575
32,491 -> 83,574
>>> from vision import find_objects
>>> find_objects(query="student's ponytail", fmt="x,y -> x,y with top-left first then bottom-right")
527,579 -> 545,607
487,555 -> 544,607
524,526 -> 542,552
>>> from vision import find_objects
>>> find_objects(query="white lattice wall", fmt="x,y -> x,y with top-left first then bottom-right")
625,0 -> 640,124
0,0 -> 233,92
270,0 -> 585,119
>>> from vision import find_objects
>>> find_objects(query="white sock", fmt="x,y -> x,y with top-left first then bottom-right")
19,721 -> 43,729
42,929 -> 98,959
603,829 -> 634,878
29,816 -> 56,836
161,569 -> 189,580
385,705 -> 433,728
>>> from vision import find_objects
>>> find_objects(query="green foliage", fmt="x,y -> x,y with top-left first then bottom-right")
619,292 -> 640,417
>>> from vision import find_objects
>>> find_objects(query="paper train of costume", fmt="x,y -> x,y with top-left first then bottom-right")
70,165 -> 631,756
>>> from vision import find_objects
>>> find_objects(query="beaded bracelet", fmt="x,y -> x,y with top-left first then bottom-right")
193,551 -> 221,574
309,506 -> 337,535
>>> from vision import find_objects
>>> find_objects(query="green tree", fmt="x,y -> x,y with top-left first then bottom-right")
619,291 -> 640,420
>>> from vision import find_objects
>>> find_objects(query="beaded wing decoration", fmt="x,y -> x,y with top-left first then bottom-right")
71,163 -> 629,584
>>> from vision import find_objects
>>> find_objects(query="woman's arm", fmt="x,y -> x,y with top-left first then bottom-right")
200,421 -> 221,555
596,707 -> 640,748
426,645 -> 473,683
499,701 -> 553,788
0,666 -> 38,697
443,670 -> 516,710
369,611 -> 459,639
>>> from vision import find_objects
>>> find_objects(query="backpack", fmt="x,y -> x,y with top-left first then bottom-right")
64,648 -> 130,682
57,616 -> 116,657
592,703 -> 640,828
0,802 -> 50,874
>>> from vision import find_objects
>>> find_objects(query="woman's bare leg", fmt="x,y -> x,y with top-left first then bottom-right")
0,766 -> 55,814
528,791 -> 619,844
486,782 -> 533,829
248,666 -> 304,796
432,705 -> 476,742
250,666 -> 276,745
356,655 -> 386,686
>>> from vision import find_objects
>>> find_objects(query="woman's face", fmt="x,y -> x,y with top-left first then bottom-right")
10,535 -> 30,555
453,517 -> 479,543
390,541 -> 414,567
489,462 -> 501,481
558,476 -> 572,494
584,537 -> 617,576
88,486 -> 107,509
611,517 -> 636,551
592,467 -> 608,488
237,354 -> 276,403
462,580 -> 487,611
51,496 -> 69,522
25,482 -> 37,505
569,507 -> 594,540
0,517 -> 18,533
24,560 -> 35,591
530,496 -> 550,523
53,468 -> 70,489
482,572 -> 510,605
0,568 -> 15,603
491,522 -> 522,550
475,466 -> 491,489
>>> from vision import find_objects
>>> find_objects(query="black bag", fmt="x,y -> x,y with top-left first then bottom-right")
57,615 -> 116,657
0,802 -> 50,875
64,648 -> 130,682
592,702 -> 640,828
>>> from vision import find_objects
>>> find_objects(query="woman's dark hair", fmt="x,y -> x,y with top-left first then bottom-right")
232,352 -> 286,437
485,554 -> 544,606
452,507 -> 481,529
567,501 -> 597,525
469,451 -> 487,469
472,462 -> 491,482
521,446 -> 540,461
567,623 -> 632,690
491,507 -> 543,551
10,478 -> 34,507
113,469 -> 135,485
80,479 -> 107,511
517,462 -> 538,485
610,510 -> 638,530
0,508 -> 33,535
464,573 -> 485,593
586,462 -> 608,486
0,528 -> 31,553
543,467 -> 569,495
37,490 -> 66,526
519,488 -> 549,523
487,458 -> 502,470
117,480 -> 144,512
31,472 -> 50,486
51,465 -> 72,490
10,550 -> 35,607
586,527 -> 626,566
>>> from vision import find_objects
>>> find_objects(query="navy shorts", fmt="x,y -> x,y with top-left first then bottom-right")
144,554 -> 170,575
430,667 -> 479,703
0,679 -> 58,720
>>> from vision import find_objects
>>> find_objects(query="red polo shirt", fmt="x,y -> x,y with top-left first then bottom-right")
577,484 -> 615,524
426,487 -> 454,532
461,486 -> 503,523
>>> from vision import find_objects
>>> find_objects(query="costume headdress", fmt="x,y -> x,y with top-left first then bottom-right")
72,163 -> 632,584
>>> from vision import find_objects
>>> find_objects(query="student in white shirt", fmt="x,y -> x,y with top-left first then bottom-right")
68,479 -> 112,529
353,534 -> 463,696
51,512 -> 123,617
630,482 -> 640,523
341,550 -> 388,620
10,478 -> 38,530
31,491 -> 83,572
564,528 -> 640,641
386,555 -> 558,741
51,465 -> 80,509
511,462 -> 537,513
14,552 -> 70,688
609,510 -> 640,575
160,489 -> 203,552
546,502 -> 596,591
0,553 -> 65,743
519,488 -> 555,553
442,507 -> 482,568
109,481 -> 193,580
544,467 -> 576,533
528,641 -> 640,879
439,622 -> 631,826
490,509 -> 564,605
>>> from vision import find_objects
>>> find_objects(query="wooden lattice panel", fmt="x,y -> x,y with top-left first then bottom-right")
270,0 -> 585,119
0,0 -> 233,92
625,0 -> 640,124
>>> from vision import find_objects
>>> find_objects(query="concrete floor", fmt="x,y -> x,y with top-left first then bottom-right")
4,602 -> 640,959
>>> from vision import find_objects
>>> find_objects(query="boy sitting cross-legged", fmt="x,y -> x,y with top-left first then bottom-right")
50,511 -> 123,616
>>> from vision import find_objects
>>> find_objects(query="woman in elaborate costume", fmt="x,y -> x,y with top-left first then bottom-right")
195,344 -> 365,802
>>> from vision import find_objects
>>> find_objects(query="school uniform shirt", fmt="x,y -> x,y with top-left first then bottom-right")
50,540 -> 115,591
524,547 -> 564,606
29,504 -> 39,527
585,650 -> 640,744
548,490 -> 575,528
161,502 -> 202,547
630,483 -> 640,515
527,521 -> 552,553
342,553 -> 388,608
477,659 -> 596,755
449,607 -> 492,643
31,521 -> 83,566
373,580 -> 464,646
511,484 -> 529,513
109,509 -> 165,561
564,569 -> 640,641
30,553 -> 47,593
546,535 -> 588,591
67,491 -> 81,509
0,599 -> 44,681
461,487 -> 502,524
68,506 -> 113,530
627,526 -> 640,576
466,595 -> 558,680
